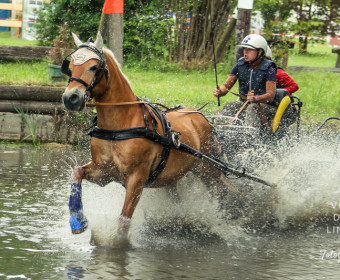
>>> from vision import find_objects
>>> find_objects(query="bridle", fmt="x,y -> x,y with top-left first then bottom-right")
61,39 -> 109,101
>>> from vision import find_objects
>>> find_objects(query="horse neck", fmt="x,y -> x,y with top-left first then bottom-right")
95,52 -> 143,130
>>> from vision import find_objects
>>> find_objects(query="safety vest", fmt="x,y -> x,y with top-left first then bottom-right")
237,57 -> 275,100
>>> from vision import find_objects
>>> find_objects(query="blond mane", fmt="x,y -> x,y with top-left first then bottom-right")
103,47 -> 132,89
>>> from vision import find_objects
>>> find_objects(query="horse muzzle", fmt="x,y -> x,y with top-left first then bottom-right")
62,89 -> 86,111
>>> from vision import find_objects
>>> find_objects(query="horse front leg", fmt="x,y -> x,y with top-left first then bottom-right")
69,161 -> 101,234
68,166 -> 88,234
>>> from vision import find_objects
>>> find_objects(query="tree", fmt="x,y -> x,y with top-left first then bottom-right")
123,0 -> 237,67
34,0 -> 104,46
167,0 -> 237,66
289,0 -> 340,52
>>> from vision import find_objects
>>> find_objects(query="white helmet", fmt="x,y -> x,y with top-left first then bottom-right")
266,45 -> 272,59
239,34 -> 268,53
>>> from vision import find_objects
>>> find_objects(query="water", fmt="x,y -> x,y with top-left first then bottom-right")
0,138 -> 340,280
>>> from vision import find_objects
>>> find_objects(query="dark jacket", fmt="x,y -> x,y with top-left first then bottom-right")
237,57 -> 276,100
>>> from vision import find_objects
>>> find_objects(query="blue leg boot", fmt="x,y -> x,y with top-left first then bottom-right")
69,183 -> 88,234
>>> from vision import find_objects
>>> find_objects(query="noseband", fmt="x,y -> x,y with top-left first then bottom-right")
61,41 -> 108,100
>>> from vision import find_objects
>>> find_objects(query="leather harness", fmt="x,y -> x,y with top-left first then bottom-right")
88,100 -> 177,186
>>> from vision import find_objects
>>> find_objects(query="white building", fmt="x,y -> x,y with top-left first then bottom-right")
21,0 -> 46,40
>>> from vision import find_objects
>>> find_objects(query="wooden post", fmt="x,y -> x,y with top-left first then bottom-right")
332,47 -> 340,68
234,8 -> 252,63
107,13 -> 124,66
234,0 -> 253,63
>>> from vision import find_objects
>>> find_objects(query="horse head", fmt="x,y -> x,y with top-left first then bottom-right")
62,32 -> 108,111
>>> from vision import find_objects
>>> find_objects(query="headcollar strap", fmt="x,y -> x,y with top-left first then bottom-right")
62,43 -> 108,99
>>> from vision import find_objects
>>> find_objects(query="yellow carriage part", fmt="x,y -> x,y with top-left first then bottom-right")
272,96 -> 291,133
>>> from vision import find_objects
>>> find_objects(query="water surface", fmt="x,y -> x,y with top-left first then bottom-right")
0,141 -> 340,279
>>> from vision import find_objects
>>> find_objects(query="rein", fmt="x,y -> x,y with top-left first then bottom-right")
85,95 -> 216,113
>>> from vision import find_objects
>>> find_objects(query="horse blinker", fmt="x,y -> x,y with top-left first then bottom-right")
61,59 -> 71,77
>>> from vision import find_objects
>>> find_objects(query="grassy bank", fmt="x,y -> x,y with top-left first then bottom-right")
0,31 -> 39,46
0,31 -> 339,123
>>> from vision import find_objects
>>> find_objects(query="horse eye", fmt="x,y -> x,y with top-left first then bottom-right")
89,65 -> 98,72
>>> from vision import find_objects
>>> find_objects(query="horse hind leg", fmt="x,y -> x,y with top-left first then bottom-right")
197,129 -> 233,196
196,132 -> 244,217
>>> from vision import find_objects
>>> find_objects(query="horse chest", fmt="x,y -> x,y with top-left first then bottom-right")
91,139 -> 149,176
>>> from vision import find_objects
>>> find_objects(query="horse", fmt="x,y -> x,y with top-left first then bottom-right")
62,32 -> 229,244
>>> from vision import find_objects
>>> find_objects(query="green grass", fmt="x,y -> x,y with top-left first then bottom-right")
0,31 -> 39,46
124,68 -> 225,113
0,60 -> 52,85
287,71 -> 340,121
125,68 -> 340,123
1,60 -> 339,123
288,42 -> 337,68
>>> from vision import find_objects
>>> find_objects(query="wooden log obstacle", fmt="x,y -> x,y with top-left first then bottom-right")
0,85 -> 64,114
0,45 -> 53,61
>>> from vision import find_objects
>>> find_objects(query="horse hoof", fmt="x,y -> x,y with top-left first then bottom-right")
70,212 -> 88,234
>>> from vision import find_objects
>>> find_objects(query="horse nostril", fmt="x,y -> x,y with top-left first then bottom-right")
69,93 -> 80,104
63,91 -> 85,111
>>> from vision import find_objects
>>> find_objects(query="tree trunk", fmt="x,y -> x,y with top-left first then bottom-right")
168,0 -> 237,67
215,17 -> 236,63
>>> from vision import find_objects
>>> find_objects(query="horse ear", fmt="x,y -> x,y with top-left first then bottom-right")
94,32 -> 104,51
72,32 -> 83,48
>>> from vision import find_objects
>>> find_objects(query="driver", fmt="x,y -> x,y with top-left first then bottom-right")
213,34 -> 277,134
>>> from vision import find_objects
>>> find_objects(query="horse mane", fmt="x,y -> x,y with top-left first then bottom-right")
103,47 -> 132,89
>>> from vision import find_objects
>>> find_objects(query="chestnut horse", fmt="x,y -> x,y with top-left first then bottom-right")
62,33 -> 227,243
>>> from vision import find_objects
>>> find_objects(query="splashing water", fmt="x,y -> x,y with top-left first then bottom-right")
75,133 -> 340,248
271,136 -> 340,230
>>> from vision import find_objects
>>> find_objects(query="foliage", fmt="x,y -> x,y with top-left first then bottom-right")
255,0 -> 340,52
48,23 -> 75,65
253,0 -> 290,30
123,7 -> 173,65
165,0 -> 237,66
123,0 -> 237,68
12,105 -> 40,147
34,0 -> 237,68
34,0 -> 104,46
10,89 -> 40,146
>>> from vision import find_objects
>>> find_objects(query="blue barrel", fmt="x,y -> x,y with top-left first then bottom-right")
0,0 -> 10,31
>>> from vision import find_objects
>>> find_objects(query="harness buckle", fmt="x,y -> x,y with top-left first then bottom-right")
172,133 -> 181,148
